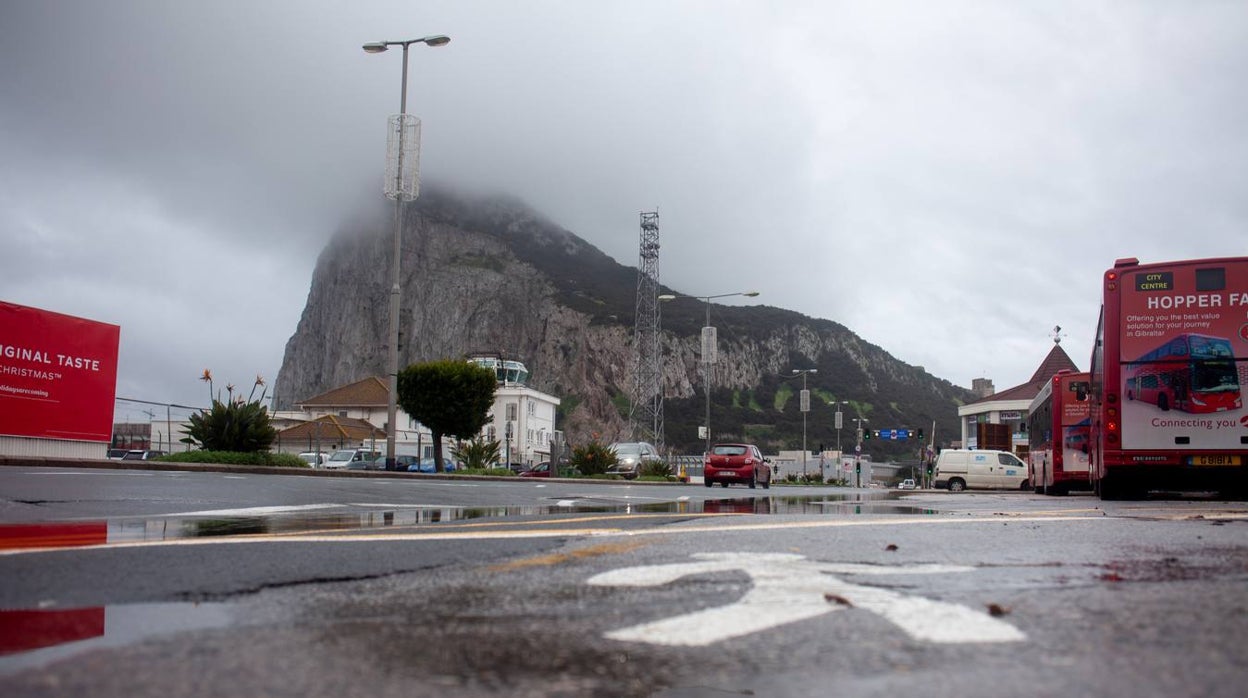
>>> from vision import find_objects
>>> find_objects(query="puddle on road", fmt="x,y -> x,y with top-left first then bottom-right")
0,602 -> 233,675
0,495 -> 936,550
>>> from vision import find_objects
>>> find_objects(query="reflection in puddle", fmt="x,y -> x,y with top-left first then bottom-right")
0,495 -> 937,550
0,603 -> 233,674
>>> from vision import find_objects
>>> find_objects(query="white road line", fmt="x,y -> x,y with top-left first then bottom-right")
158,504 -> 344,517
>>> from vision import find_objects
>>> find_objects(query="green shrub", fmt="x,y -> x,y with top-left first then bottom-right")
183,371 -> 276,453
641,460 -> 672,478
452,437 -> 501,470
157,451 -> 309,468
570,439 -> 617,476
456,467 -> 516,477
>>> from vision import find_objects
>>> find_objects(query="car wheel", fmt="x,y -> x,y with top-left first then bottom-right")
948,478 -> 966,493
704,479 -> 713,488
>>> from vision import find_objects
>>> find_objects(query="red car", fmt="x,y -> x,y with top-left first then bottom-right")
518,462 -> 551,478
704,443 -> 772,489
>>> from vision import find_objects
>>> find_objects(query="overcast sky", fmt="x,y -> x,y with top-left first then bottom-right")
3,1 -> 1247,422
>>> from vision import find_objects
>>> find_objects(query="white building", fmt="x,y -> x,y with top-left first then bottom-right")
275,357 -> 561,467
468,357 -> 560,467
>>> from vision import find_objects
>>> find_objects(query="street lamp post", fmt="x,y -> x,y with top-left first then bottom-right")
658,291 -> 760,455
789,369 -> 817,478
363,34 -> 450,469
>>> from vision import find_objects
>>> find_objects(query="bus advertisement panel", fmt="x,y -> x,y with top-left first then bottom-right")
0,301 -> 121,443
1091,256 -> 1248,499
1027,370 -> 1091,495
1117,261 -> 1246,451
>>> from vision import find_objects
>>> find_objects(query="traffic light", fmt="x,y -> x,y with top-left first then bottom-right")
863,430 -> 871,441
855,461 -> 861,474
918,428 -> 925,441
926,462 -> 934,476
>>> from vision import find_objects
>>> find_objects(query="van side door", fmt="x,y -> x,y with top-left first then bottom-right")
996,452 -> 1025,488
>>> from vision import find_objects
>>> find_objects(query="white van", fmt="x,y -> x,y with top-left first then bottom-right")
933,450 -> 1029,492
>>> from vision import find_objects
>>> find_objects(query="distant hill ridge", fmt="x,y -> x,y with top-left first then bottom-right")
273,184 -> 973,455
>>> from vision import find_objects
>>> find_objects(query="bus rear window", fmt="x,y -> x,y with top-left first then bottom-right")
1195,267 -> 1225,292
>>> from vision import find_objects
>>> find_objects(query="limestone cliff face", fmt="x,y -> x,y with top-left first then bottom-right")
274,186 -> 973,453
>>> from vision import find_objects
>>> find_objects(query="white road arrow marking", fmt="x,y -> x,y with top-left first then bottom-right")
587,552 -> 1025,646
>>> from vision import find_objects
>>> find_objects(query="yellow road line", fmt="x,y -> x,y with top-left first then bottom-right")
0,515 -> 1105,556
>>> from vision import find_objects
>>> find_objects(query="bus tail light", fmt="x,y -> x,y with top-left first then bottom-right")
1106,402 -> 1119,445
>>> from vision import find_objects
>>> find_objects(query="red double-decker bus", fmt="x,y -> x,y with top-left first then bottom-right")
1089,256 -> 1248,499
1124,333 -> 1240,413
1027,370 -> 1092,495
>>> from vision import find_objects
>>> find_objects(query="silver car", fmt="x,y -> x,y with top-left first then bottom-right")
606,442 -> 661,480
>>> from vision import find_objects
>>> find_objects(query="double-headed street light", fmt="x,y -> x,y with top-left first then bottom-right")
658,290 -> 760,455
363,34 -> 450,469
833,400 -> 849,455
852,416 -> 869,488
789,369 -> 817,477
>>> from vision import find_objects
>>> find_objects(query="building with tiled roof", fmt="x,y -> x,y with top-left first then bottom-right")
957,341 -> 1080,454
273,364 -> 561,467
273,414 -> 386,455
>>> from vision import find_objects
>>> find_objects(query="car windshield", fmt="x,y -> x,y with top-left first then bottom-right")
712,445 -> 747,456
612,444 -> 642,456
327,450 -> 355,462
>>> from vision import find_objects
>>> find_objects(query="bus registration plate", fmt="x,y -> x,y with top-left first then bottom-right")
1190,455 -> 1241,466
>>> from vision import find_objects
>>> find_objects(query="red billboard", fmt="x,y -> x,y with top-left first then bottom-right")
0,301 -> 120,442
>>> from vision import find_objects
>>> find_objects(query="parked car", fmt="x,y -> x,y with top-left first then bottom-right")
347,457 -> 387,471
519,461 -> 579,478
897,478 -> 917,490
106,449 -> 128,460
370,454 -> 419,471
519,461 -> 553,478
605,442 -> 662,480
323,449 -> 382,470
407,458 -> 458,473
703,443 -> 771,489
120,449 -> 165,461
298,452 -> 327,468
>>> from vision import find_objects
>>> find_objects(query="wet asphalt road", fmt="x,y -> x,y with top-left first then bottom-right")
1,465 -> 1247,697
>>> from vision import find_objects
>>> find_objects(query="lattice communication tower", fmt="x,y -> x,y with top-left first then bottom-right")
629,210 -> 663,449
